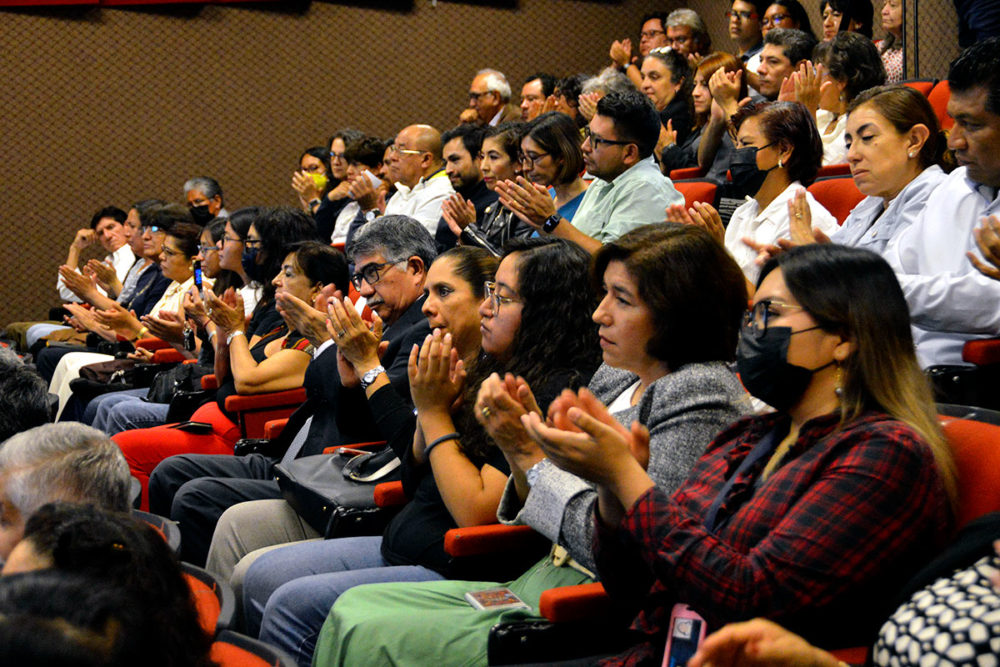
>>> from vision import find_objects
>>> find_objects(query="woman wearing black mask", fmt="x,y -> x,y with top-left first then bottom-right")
666,101 -> 837,286
184,176 -> 226,225
522,244 -> 958,665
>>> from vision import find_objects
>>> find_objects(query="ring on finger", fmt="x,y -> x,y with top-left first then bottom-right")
481,406 -> 493,418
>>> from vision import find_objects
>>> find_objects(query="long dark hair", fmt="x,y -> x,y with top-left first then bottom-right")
253,206 -> 319,304
458,237 -> 601,458
758,244 -> 956,509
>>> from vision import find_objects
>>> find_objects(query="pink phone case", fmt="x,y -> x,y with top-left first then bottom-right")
661,603 -> 707,667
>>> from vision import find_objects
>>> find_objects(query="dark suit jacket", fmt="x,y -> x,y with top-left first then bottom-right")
280,295 -> 430,457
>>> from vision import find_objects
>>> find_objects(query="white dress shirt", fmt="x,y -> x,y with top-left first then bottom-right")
386,170 -> 455,234
57,243 -> 136,303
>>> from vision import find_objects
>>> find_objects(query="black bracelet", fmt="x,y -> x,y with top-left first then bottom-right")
424,432 -> 460,457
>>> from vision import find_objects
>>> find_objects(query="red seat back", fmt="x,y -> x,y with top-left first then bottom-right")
940,417 -> 1000,527
927,80 -> 953,131
674,180 -> 718,209
807,176 -> 865,226
901,78 -> 937,97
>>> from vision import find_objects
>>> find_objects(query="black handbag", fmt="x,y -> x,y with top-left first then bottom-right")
273,448 -> 403,538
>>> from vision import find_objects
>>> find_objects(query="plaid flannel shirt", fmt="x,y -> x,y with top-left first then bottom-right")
595,411 -> 953,666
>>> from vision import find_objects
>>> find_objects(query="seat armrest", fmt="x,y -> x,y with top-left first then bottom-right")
136,337 -> 171,351
224,388 -> 307,412
152,348 -> 186,364
963,339 -> 1000,366
263,419 -> 288,441
443,524 -> 544,558
829,647 -> 869,664
539,583 -> 611,623
201,374 -> 219,390
374,481 -> 406,507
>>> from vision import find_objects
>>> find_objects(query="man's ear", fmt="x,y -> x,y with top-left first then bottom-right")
622,142 -> 642,166
406,255 -> 426,280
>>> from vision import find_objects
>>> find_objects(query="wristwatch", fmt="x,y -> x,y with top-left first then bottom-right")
542,214 -> 561,234
364,210 -> 380,223
360,365 -> 385,390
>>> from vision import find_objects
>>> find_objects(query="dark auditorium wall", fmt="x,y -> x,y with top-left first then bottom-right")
0,0 -> 671,325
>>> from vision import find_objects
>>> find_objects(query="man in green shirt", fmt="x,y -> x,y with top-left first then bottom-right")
496,90 -> 682,253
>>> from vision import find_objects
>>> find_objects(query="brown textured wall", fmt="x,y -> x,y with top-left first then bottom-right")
0,0 -> 670,325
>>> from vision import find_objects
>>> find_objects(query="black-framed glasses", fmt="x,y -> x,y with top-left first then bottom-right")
640,28 -> 666,39
582,127 -> 634,150
483,281 -> 521,311
761,13 -> 791,27
221,234 -> 243,245
198,244 -> 218,255
351,259 -> 403,290
244,239 -> 262,250
518,150 -> 550,166
743,299 -> 806,333
726,9 -> 758,20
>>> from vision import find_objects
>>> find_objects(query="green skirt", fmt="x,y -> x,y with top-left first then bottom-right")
312,554 -> 593,666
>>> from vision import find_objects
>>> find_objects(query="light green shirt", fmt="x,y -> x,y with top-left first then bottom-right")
570,156 -> 683,243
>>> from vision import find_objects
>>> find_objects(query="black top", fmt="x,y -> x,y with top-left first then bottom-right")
314,196 -> 352,244
434,179 -> 500,251
377,367 -> 592,577
126,264 -> 172,318
660,96 -> 692,149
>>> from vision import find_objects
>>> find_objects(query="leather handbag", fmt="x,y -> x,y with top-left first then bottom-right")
273,448 -> 402,539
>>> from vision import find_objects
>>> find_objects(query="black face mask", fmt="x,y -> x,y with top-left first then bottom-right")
241,247 -> 262,283
736,323 -> 834,411
189,204 -> 214,225
729,145 -> 776,195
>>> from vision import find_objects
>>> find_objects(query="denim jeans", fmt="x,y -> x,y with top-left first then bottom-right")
243,536 -> 445,666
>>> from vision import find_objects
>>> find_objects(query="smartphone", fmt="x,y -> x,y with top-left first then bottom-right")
661,604 -> 706,667
364,169 -> 383,189
193,259 -> 203,298
168,421 -> 213,434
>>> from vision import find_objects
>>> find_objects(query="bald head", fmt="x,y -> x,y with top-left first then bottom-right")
389,124 -> 445,187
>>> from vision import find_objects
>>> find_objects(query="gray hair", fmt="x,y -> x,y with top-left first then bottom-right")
182,176 -> 224,203
476,69 -> 512,102
348,215 -> 438,271
666,9 -> 710,41
0,424 -> 131,520
582,67 -> 637,97
0,349 -> 23,370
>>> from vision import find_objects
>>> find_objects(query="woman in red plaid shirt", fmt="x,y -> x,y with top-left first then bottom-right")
524,243 -> 957,665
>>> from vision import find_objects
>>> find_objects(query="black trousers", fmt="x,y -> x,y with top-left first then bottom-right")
148,453 -> 282,566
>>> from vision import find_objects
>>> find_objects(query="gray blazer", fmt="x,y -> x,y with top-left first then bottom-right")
497,361 -> 752,571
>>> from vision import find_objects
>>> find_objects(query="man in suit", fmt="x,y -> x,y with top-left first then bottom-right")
147,216 -> 436,566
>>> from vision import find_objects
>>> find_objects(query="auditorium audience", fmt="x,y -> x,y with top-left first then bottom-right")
241,236 -> 600,665
524,243 -> 955,664
883,37 -> 1000,367
443,122 -> 533,256
110,208 -> 325,507
668,100 -> 837,284
313,223 -> 752,666
434,124 -> 498,251
7,9 -> 995,665
147,216 -> 431,566
496,90 -> 682,253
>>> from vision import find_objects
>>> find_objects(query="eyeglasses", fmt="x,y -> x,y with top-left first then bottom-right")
582,127 -> 634,150
161,246 -> 182,258
518,151 -> 550,166
331,152 -> 347,161
351,259 -> 403,290
468,90 -> 494,101
388,144 -> 425,156
141,225 -> 164,235
221,235 -> 242,245
483,281 -> 521,311
640,28 -> 666,39
244,239 -> 262,250
726,9 -> 759,21
198,244 -> 218,255
761,13 -> 791,27
743,299 -> 805,333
